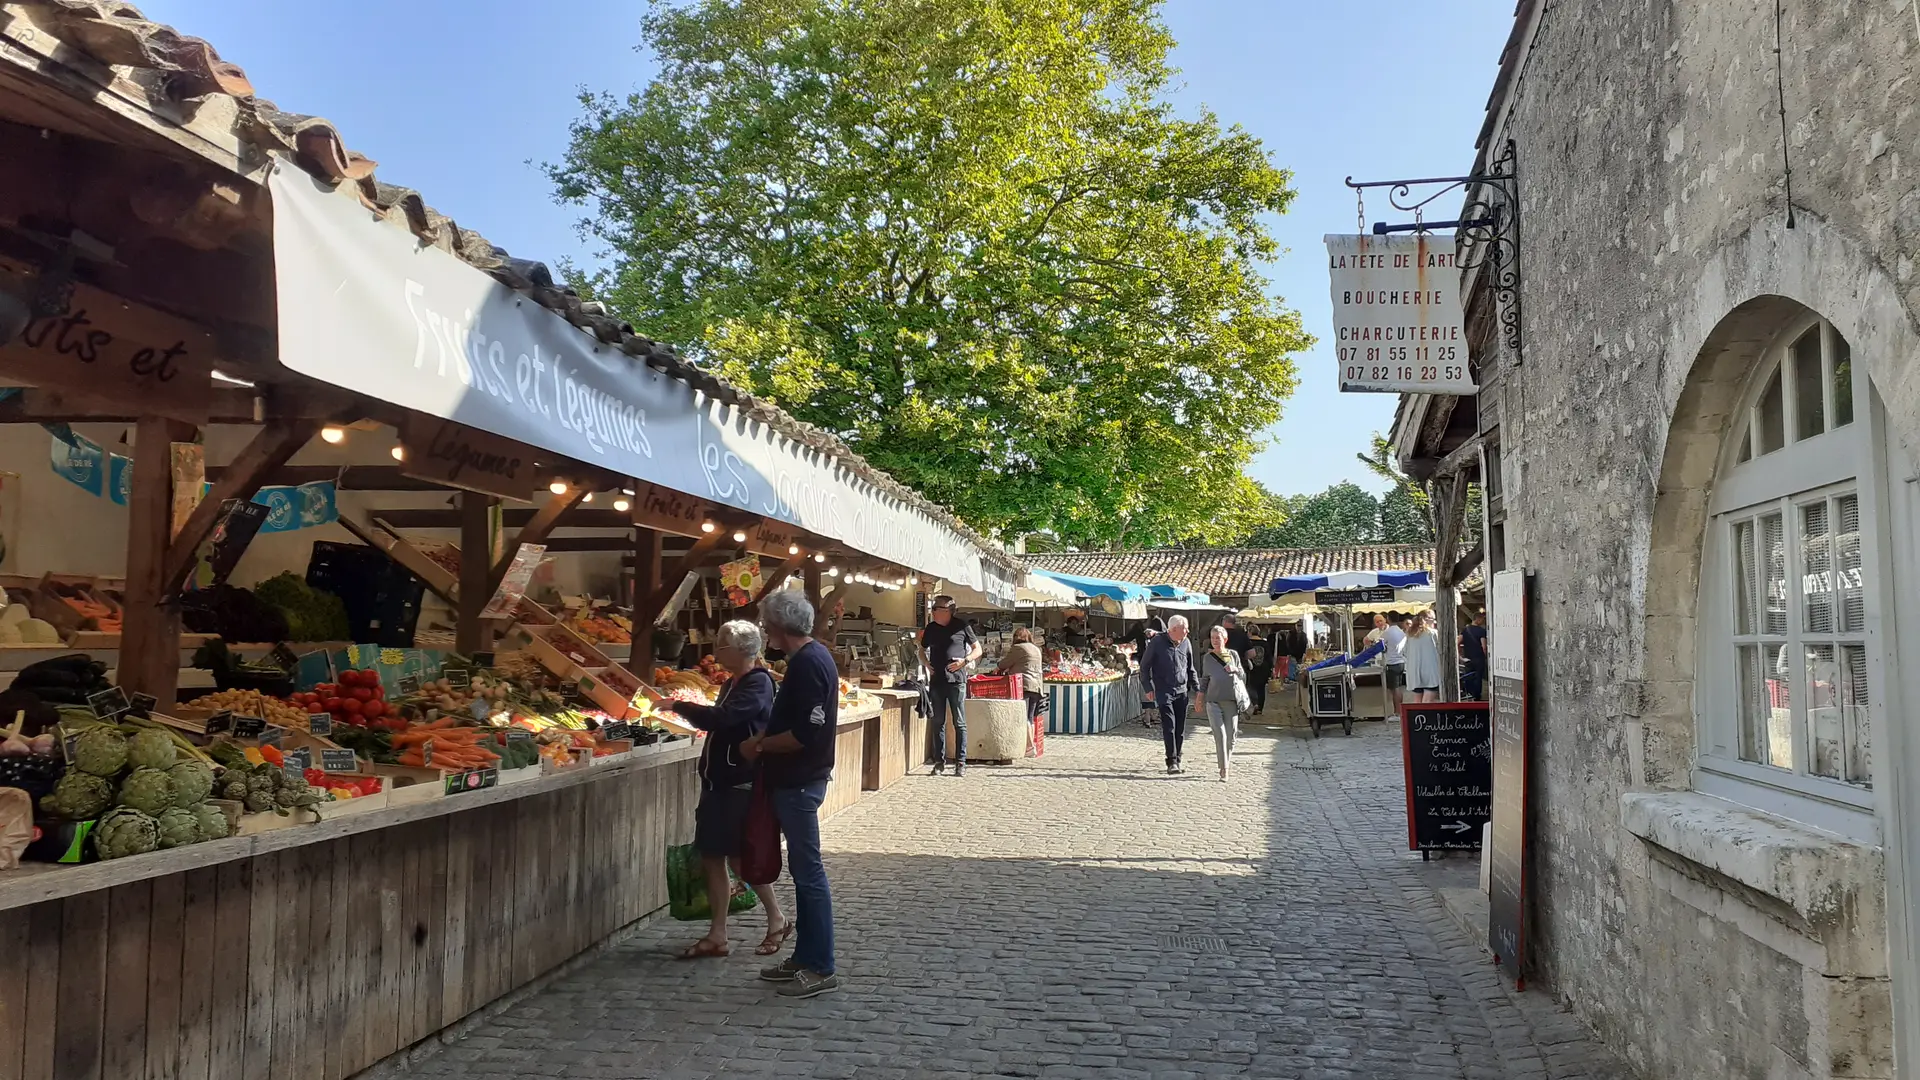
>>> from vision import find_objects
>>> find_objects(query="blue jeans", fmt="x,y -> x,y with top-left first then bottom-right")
929,682 -> 967,765
771,780 -> 834,975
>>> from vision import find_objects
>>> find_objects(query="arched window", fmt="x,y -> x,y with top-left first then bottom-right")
1698,314 -> 1886,836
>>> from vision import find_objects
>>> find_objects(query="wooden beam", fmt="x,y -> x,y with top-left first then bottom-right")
638,532 -> 728,627
632,528 -> 662,613
120,416 -> 195,704
204,466 -> 453,492
159,419 -> 324,597
456,492 -> 496,655
803,563 -> 824,630
1451,543 -> 1485,588
372,507 -> 639,530
1434,434 -> 1483,480
485,488 -> 588,599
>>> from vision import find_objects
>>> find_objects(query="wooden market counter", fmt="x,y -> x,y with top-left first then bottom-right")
822,699 -> 881,819
862,688 -> 922,792
0,743 -> 700,1080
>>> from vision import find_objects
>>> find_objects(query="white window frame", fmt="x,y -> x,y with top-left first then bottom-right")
1696,313 -> 1889,841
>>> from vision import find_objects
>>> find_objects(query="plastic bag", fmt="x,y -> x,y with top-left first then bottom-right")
740,779 -> 783,886
0,787 -> 31,870
665,842 -> 759,921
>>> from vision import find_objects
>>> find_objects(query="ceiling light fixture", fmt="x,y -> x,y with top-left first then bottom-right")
550,480 -> 569,495
613,497 -> 631,512
320,426 -> 346,444
732,530 -> 747,543
701,521 -> 717,534
390,445 -> 405,461
789,544 -> 801,556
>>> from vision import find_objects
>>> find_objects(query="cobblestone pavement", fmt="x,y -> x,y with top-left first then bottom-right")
396,717 -> 1638,1080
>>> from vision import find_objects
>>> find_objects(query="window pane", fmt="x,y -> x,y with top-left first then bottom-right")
1807,643 -> 1842,779
1832,332 -> 1855,429
1802,501 -> 1833,634
1757,368 -> 1786,454
1761,512 -> 1787,636
1842,643 -> 1872,787
1837,494 -> 1864,634
1739,643 -> 1794,770
1737,431 -> 1753,464
1733,519 -> 1758,636
1792,327 -> 1825,440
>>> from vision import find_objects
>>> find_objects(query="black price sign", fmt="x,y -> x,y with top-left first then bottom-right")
472,652 -> 495,668
232,715 -> 266,738
87,686 -> 130,720
284,746 -> 313,770
203,710 -> 234,736
599,722 -> 632,742
1399,703 -> 1493,853
283,763 -> 307,785
258,726 -> 284,748
445,668 -> 471,691
397,673 -> 422,696
128,692 -> 157,718
320,748 -> 358,773
269,643 -> 299,672
505,728 -> 531,743
307,712 -> 333,736
442,767 -> 499,797
1313,586 -> 1396,605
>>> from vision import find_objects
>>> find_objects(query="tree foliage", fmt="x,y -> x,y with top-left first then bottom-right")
550,0 -> 1310,547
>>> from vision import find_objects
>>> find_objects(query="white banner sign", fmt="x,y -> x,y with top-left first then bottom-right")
269,164 -> 989,588
1489,568 -> 1526,681
1326,233 -> 1476,394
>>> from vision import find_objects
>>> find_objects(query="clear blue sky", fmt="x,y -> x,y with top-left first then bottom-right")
140,0 -> 1512,498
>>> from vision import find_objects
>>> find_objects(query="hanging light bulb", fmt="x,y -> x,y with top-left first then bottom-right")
390,445 -> 406,461
731,530 -> 747,543
827,567 -> 840,578
789,544 -> 801,556
620,488 -> 635,497
700,521 -> 717,534
320,426 -> 346,444
813,553 -> 826,563
613,497 -> 631,512
582,491 -> 594,503
549,480 -> 569,495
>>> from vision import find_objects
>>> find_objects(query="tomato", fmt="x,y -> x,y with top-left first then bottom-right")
362,700 -> 386,718
339,698 -> 363,715
351,687 -> 374,702
322,697 -> 343,712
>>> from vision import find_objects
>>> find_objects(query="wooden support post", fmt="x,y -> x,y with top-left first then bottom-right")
158,419 -> 326,597
485,488 -> 587,600
456,492 -> 497,655
1431,471 -> 1468,701
121,417 -> 196,705
632,526 -> 662,613
637,531 -> 727,627
803,564 -> 824,634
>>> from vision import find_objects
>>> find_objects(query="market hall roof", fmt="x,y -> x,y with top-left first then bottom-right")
1026,545 -> 1444,599
0,0 -> 1024,576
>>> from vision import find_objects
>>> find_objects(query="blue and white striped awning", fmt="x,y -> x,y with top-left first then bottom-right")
1269,569 -> 1431,599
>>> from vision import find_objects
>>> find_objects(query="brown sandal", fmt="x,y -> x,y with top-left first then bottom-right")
756,921 -> 794,956
676,937 -> 731,960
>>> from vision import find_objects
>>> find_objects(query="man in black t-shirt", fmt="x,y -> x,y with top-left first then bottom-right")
920,595 -> 981,776
1460,610 -> 1490,701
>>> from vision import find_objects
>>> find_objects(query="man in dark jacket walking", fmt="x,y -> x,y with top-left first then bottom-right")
1139,614 -> 1199,774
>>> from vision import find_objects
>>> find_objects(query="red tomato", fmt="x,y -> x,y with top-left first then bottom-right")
362,700 -> 386,718
339,698 -> 363,715
321,697 -> 342,711
351,687 -> 374,702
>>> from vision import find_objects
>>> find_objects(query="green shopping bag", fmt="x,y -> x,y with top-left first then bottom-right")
665,843 -> 760,921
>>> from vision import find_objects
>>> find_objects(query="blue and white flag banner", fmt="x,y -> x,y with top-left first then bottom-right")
251,481 -> 339,533
47,428 -> 107,497
46,426 -> 337,529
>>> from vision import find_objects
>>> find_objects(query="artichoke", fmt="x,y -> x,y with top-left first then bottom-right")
116,767 -> 176,816
93,808 -> 160,860
275,783 -> 323,810
38,771 -> 112,821
167,762 -> 214,807
155,807 -> 200,849
71,726 -> 128,777
219,779 -> 248,801
193,803 -> 231,841
243,791 -> 273,813
127,728 -> 177,770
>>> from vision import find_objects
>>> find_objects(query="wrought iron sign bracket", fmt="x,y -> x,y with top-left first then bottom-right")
1345,139 -> 1523,359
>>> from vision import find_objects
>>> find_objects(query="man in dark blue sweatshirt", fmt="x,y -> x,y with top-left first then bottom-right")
743,589 -> 841,998
1139,614 -> 1199,774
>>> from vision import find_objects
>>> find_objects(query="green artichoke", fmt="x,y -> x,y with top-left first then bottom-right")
274,783 -> 323,810
39,772 -> 112,821
243,791 -> 273,813
155,807 -> 200,849
167,761 -> 214,807
116,767 -> 176,816
94,808 -> 159,860
193,803 -> 231,841
72,726 -> 128,777
127,728 -> 177,770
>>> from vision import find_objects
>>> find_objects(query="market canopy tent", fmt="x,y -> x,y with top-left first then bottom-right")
1269,569 -> 1433,599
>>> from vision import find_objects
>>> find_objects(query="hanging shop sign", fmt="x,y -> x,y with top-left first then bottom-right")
399,415 -> 537,501
717,553 -> 763,607
628,480 -> 805,559
1325,234 -> 1476,395
1314,586 -> 1396,606
269,166 -> 986,588
0,256 -> 218,422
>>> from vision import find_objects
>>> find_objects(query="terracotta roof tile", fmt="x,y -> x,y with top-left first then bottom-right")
1028,545 -> 1455,599
12,0 -> 1022,570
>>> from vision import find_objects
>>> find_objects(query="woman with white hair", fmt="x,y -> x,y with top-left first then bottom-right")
1199,624 -> 1251,782
662,619 -> 790,959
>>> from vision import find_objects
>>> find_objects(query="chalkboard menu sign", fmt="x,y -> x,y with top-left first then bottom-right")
1488,569 -> 1531,988
1399,703 -> 1491,852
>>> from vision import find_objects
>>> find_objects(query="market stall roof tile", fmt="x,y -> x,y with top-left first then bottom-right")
1026,545 -> 1452,599
5,0 -> 1023,572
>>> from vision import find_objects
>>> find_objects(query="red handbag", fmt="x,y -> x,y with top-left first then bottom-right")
740,776 -> 783,885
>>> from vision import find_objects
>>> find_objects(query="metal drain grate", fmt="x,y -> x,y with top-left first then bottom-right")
1158,934 -> 1231,953
1291,762 -> 1332,771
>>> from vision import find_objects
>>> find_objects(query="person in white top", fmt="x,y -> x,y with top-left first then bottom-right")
1381,612 -> 1409,709
1364,613 -> 1387,646
1402,611 -> 1443,704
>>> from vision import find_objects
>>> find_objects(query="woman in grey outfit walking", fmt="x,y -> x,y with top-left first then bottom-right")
1198,625 -> 1250,782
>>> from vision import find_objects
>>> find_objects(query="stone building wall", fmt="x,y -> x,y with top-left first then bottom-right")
1485,2 -> 1920,1077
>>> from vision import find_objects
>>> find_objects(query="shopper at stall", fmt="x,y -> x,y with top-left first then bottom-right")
1199,625 -> 1250,782
1244,643 -> 1270,715
1222,613 -> 1253,670
1404,611 -> 1442,704
1140,614 -> 1199,774
662,620 -> 791,961
1460,609 -> 1489,701
1382,612 -> 1409,709
995,626 -> 1047,734
1059,615 -> 1092,651
743,590 -> 840,998
919,595 -> 981,776
1133,616 -> 1166,729
1286,623 -> 1309,685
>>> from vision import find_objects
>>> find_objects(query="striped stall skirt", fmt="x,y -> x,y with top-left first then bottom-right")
1045,675 -> 1138,735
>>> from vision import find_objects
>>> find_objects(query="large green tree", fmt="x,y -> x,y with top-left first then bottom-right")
550,0 -> 1309,546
